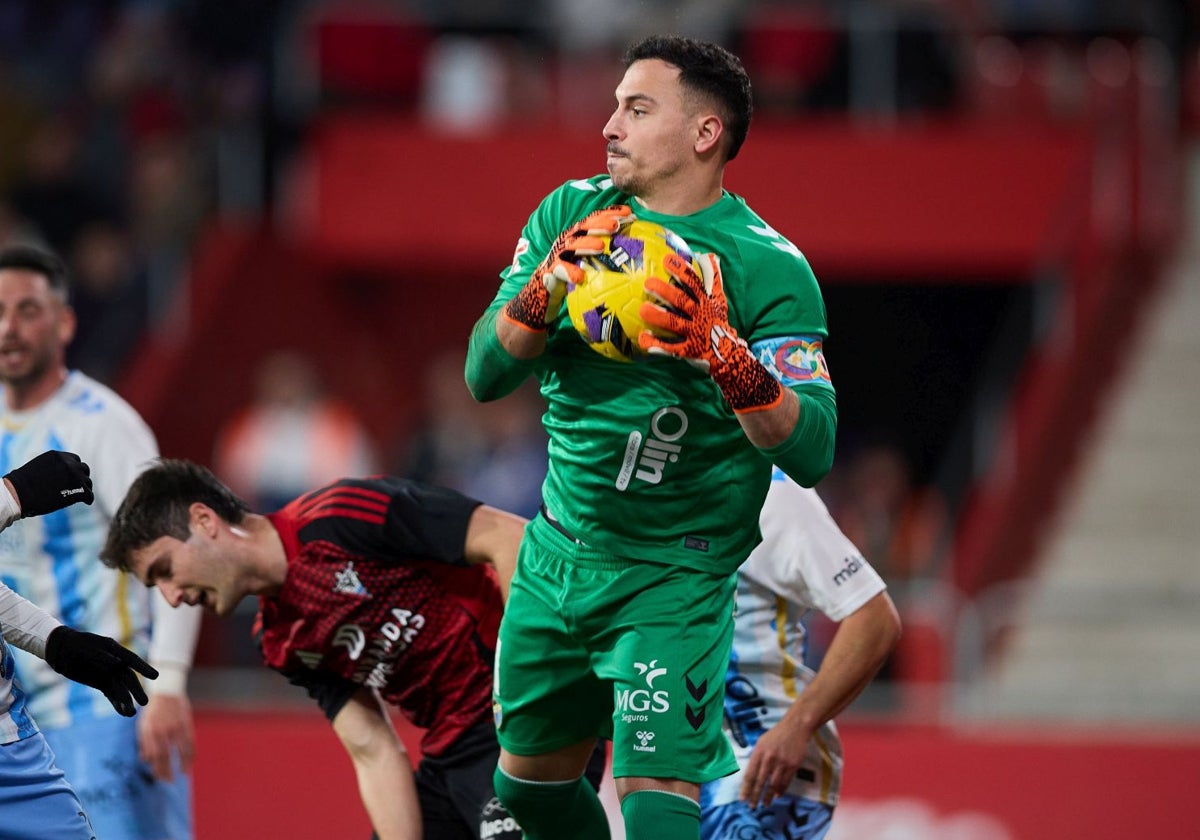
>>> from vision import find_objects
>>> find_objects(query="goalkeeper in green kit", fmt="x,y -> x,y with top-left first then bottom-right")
465,34 -> 836,840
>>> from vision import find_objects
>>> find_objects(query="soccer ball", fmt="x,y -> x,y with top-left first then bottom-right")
565,219 -> 699,362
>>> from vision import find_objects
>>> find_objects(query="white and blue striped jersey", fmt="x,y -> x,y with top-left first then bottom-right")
709,468 -> 886,808
0,485 -> 60,743
0,372 -> 158,730
0,633 -> 38,744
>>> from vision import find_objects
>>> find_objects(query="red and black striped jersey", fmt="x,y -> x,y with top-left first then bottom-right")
255,476 -> 500,757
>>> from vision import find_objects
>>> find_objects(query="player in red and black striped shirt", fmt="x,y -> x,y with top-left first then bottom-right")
99,458 -> 594,839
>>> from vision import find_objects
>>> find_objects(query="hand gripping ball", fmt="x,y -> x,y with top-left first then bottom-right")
565,219 -> 700,362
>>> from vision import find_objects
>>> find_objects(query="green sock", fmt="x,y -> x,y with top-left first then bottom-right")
491,766 -> 611,840
620,790 -> 700,840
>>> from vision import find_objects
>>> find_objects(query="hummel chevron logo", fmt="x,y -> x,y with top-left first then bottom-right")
686,706 -> 706,731
685,676 -> 707,701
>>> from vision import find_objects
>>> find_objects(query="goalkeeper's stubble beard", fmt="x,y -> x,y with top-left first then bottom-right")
606,144 -> 641,196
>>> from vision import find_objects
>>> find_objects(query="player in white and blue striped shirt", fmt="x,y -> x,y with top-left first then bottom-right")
0,449 -> 157,840
0,244 -> 200,840
701,469 -> 902,839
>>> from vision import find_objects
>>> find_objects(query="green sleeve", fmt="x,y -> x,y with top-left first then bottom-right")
760,385 -> 836,487
466,177 -> 621,403
464,307 -> 537,402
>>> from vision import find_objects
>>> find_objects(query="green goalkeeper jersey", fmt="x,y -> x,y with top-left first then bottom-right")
467,175 -> 836,575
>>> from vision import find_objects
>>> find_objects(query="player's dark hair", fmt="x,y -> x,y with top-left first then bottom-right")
0,243 -> 70,304
623,34 -> 753,161
101,459 -> 250,572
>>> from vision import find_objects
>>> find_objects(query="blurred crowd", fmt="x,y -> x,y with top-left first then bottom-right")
1,0 -> 1196,680
2,0 -> 1195,383
0,1 -> 259,382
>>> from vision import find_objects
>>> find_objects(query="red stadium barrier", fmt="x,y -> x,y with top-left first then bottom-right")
193,710 -> 1200,839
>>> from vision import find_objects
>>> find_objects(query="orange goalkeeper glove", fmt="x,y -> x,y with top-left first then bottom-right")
639,252 -> 783,414
503,204 -> 634,332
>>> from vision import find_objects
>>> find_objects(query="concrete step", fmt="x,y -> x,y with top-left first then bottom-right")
956,143 -> 1200,723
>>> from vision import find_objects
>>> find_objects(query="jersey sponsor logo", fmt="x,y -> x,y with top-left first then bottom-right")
333,561 -> 369,597
333,624 -> 366,660
633,730 -> 657,753
616,658 -> 671,720
832,555 -> 865,586
754,337 -> 831,386
293,650 -> 323,669
481,816 -> 521,838
615,407 -> 689,490
634,659 -> 668,688
480,795 -> 521,837
353,608 -> 427,688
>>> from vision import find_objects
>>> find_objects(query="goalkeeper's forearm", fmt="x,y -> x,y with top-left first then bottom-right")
465,308 -> 540,403
755,386 -> 837,488
734,387 -> 799,449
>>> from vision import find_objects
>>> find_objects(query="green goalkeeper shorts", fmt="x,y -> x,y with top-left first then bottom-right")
493,513 -> 739,784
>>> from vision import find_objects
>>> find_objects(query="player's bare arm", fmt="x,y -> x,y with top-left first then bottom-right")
740,591 -> 901,808
462,504 -> 527,601
332,688 -> 421,840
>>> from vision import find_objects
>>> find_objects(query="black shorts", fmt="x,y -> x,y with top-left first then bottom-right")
374,717 -> 608,840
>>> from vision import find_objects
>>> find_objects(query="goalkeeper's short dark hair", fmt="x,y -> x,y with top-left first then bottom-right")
623,34 -> 753,162
0,242 -> 71,304
101,459 -> 250,572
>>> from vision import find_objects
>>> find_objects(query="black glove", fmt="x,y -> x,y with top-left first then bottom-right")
4,450 -> 94,518
44,626 -> 159,717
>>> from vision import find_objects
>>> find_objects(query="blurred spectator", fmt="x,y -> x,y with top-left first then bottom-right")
7,112 -> 115,256
0,0 -> 119,104
736,3 -> 841,115
0,56 -> 41,192
0,199 -> 39,246
551,0 -> 740,55
128,128 -> 209,323
805,440 -> 945,703
456,379 -> 548,519
1,2 -> 215,343
64,218 -> 149,385
734,0 -> 970,118
213,350 -> 381,511
825,440 -> 948,586
401,348 -> 547,519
